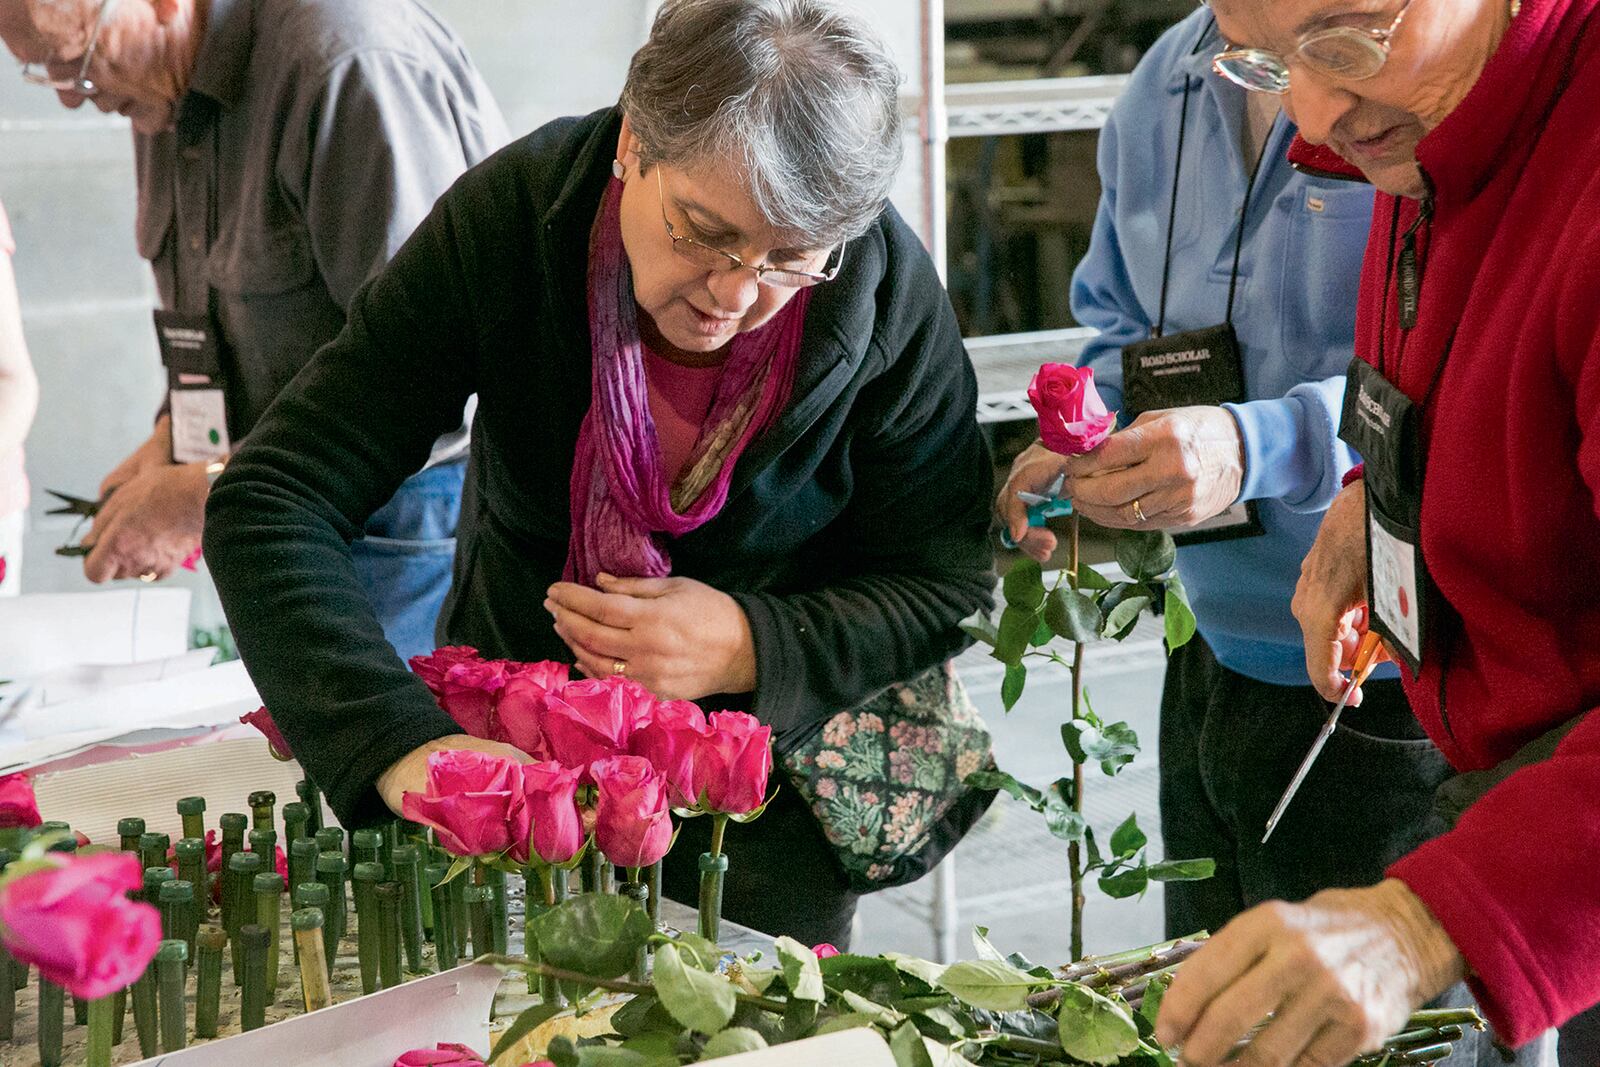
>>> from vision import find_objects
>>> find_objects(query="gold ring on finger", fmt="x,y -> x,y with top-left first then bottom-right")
139,571 -> 158,583
1131,499 -> 1147,525
611,659 -> 627,676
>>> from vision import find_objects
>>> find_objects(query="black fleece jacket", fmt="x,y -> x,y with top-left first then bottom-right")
204,108 -> 995,827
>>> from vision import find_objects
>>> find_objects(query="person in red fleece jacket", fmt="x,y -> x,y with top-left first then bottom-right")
1147,0 -> 1600,1065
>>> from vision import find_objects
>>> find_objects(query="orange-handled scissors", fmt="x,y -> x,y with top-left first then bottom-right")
1262,629 -> 1386,844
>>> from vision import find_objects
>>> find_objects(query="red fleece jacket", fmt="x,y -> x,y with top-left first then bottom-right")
1295,0 -> 1600,1044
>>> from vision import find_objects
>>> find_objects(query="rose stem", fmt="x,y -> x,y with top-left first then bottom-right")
314,850 -> 348,947
352,861 -> 383,994
427,863 -> 459,970
156,939 -> 188,1051
37,979 -> 65,1067
466,883 -> 495,961
227,851 -> 263,983
377,882 -> 405,989
292,909 -> 334,1012
249,790 -> 276,833
254,870 -> 284,999
177,795 -> 206,841
194,924 -> 226,1038
394,845 -> 426,972
85,993 -> 116,1067
240,923 -> 269,1031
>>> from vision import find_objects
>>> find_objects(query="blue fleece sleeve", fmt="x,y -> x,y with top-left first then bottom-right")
1225,374 -> 1360,512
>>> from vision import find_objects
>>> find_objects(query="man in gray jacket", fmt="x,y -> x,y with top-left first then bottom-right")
0,0 -> 507,657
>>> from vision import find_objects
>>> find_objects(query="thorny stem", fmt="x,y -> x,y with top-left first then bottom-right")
1068,511 -> 1085,962
476,955 -> 787,1014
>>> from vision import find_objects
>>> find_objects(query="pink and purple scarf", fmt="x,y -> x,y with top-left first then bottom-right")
564,178 -> 811,584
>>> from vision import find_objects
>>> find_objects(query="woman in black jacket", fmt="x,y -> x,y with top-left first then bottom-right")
204,0 -> 993,945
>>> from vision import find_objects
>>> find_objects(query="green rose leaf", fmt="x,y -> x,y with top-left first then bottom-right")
1029,616 -> 1055,647
1001,662 -> 1027,712
964,770 -> 1044,811
1046,587 -> 1102,643
993,605 -> 1037,666
884,952 -> 948,989
813,1012 -> 879,1035
890,1020 -> 937,1067
937,959 -> 1044,1012
1084,825 -> 1104,871
1163,573 -> 1197,649
1140,974 -> 1169,1029
840,989 -> 906,1026
532,894 -> 654,979
611,994 -> 678,1039
1116,530 -> 1177,581
1148,858 -> 1216,882
971,925 -> 1006,962
1109,813 -> 1147,859
1102,594 -> 1152,640
1098,863 -> 1149,900
738,965 -> 781,995
670,932 -> 723,971
775,935 -> 825,1002
1056,982 -> 1143,1065
1044,792 -> 1087,844
1075,563 -> 1114,591
1060,721 -> 1089,764
652,942 -> 737,1034
699,1027 -> 768,1060
1089,721 -> 1140,777
1003,557 -> 1047,610
487,1001 -> 563,1064
957,611 -> 1000,648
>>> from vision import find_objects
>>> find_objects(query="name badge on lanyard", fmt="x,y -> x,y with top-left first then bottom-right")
154,308 -> 232,464
1118,44 -> 1268,547
1338,356 -> 1429,673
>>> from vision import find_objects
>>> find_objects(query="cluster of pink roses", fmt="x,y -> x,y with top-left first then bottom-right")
403,648 -> 773,872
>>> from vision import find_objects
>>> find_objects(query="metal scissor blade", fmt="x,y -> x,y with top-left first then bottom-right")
44,488 -> 103,516
1261,693 -> 1351,844
1016,473 -> 1066,507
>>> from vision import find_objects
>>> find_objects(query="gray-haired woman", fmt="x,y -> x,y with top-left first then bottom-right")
203,0 -> 994,945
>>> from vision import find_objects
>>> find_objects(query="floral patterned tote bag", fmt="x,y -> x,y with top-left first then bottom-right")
780,661 -> 997,893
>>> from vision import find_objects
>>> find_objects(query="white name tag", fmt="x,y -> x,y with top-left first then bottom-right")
1368,510 -> 1422,666
170,388 -> 232,464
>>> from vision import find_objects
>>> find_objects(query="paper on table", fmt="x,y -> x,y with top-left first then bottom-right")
123,963 -> 504,1067
0,660 -> 260,772
8,646 -> 217,710
709,1028 -> 897,1065
0,588 -> 191,677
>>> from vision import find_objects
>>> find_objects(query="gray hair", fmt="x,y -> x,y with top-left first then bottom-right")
620,0 -> 904,246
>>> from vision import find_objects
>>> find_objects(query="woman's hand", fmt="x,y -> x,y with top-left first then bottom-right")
545,573 -> 756,700
1060,406 -> 1245,530
100,415 -> 174,498
375,733 -> 534,817
82,460 -> 207,582
996,441 -> 1069,563
1292,480 -> 1379,702
1155,879 -> 1465,1067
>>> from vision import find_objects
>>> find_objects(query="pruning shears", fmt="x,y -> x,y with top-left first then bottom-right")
47,487 -> 111,557
999,472 -> 1075,549
1261,629 -> 1386,844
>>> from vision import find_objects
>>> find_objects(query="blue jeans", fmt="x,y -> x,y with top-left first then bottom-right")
350,460 -> 465,662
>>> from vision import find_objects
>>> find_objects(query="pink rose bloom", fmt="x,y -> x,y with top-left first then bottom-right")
437,660 -> 513,739
812,943 -> 840,959
0,852 -> 161,999
393,1043 -> 484,1066
407,646 -> 483,697
0,773 -> 42,830
591,756 -> 673,869
402,750 -> 531,861
693,712 -> 773,815
540,677 -> 654,772
239,706 -> 293,761
628,699 -> 710,809
495,660 -> 571,759
520,761 -> 585,866
1028,363 -> 1115,456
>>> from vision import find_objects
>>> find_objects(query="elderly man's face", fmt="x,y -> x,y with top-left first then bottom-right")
1209,0 -> 1506,196
3,0 -> 197,134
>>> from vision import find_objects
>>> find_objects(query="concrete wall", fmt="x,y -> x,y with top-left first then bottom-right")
0,0 -> 930,621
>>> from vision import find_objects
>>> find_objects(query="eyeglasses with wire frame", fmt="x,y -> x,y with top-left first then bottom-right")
655,167 -> 843,289
19,0 -> 116,96
1211,0 -> 1415,95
